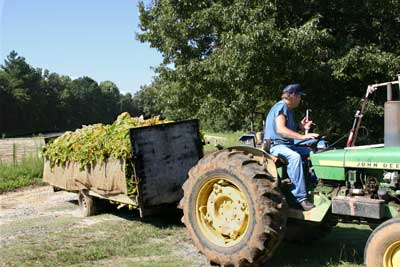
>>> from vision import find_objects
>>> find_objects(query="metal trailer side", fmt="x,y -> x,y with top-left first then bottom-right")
43,119 -> 202,217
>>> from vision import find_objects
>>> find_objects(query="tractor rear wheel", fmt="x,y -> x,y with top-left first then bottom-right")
180,149 -> 287,267
364,217 -> 400,267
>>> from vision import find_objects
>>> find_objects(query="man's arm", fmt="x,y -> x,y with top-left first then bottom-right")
276,114 -> 318,140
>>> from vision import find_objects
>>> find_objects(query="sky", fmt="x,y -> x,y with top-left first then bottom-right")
0,0 -> 163,94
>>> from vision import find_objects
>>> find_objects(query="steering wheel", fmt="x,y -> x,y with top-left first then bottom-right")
296,135 -> 320,145
296,135 -> 326,152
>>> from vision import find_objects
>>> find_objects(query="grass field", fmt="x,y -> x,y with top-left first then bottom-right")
0,157 -> 44,192
269,223 -> 370,267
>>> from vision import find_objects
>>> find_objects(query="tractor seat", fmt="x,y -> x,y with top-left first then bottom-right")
271,155 -> 287,168
262,139 -> 287,168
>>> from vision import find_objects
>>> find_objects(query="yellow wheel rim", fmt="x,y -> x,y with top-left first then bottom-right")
384,240 -> 400,267
196,177 -> 250,247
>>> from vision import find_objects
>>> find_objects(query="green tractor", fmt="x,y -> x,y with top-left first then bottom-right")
180,77 -> 400,267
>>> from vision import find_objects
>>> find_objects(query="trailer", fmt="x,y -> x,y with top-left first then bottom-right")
43,120 -> 202,217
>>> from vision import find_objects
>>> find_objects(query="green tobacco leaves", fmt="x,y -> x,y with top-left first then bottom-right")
43,112 -> 168,168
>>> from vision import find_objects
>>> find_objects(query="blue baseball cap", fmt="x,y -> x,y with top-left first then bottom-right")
282,84 -> 306,95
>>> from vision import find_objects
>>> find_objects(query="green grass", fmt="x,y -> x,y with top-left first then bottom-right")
0,210 -> 194,267
269,223 -> 370,267
0,157 -> 44,192
0,206 -> 369,267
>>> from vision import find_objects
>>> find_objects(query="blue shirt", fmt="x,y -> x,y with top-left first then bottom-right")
263,100 -> 297,145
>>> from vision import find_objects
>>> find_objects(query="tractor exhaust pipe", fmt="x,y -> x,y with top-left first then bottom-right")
350,76 -> 400,147
384,75 -> 400,147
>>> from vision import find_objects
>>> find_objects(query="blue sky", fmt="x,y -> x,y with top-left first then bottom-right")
0,0 -> 163,94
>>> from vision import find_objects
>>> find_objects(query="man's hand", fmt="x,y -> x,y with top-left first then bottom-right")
276,114 -> 318,140
302,133 -> 319,140
301,117 -> 313,130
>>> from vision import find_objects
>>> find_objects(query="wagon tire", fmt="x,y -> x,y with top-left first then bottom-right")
78,190 -> 96,217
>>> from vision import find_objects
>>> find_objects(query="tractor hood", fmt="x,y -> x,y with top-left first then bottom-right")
343,146 -> 400,170
311,149 -> 346,180
311,145 -> 400,181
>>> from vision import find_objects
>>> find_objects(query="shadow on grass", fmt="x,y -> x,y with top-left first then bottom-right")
98,201 -> 185,227
267,224 -> 371,267
67,196 -> 184,227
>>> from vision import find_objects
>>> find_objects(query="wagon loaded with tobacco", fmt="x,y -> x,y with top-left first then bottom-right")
43,113 -> 202,217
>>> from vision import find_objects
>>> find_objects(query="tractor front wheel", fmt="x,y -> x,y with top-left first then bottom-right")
180,149 -> 287,267
364,217 -> 400,267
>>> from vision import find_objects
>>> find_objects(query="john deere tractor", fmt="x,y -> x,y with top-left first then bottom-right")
180,77 -> 400,267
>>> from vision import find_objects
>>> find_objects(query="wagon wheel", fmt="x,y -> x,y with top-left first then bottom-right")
78,190 -> 96,217
180,149 -> 287,267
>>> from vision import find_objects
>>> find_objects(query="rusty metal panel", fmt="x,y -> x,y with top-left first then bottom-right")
43,158 -> 127,195
385,101 -> 400,147
332,196 -> 385,219
130,120 -> 202,208
43,160 -> 79,191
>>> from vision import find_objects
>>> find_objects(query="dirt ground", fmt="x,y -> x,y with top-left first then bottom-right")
0,186 -> 211,267
0,186 -> 370,267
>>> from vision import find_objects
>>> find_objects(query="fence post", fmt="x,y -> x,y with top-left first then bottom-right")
13,142 -> 17,166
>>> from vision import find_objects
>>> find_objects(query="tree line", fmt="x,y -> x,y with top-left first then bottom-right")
136,0 -> 400,145
0,51 -> 144,137
1,1 -> 399,145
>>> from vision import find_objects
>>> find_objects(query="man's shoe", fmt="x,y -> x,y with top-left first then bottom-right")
300,200 -> 315,211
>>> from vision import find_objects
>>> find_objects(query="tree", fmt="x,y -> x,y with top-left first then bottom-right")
137,0 -> 400,140
0,51 -> 42,134
119,93 -> 140,117
0,51 -> 139,136
99,81 -> 121,122
132,77 -> 166,118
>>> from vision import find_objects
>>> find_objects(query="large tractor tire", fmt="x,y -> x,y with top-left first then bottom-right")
364,217 -> 400,267
78,190 -> 96,217
180,149 -> 287,267
284,214 -> 338,243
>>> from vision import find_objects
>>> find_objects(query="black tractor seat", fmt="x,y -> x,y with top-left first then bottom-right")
270,155 -> 287,168
262,139 -> 287,168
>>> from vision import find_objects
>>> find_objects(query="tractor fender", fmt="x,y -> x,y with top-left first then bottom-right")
229,146 -> 331,223
228,146 -> 279,180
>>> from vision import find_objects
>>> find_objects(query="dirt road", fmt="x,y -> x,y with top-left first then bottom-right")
0,186 -> 210,267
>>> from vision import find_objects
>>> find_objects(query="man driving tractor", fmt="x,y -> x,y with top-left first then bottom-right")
263,84 -> 319,211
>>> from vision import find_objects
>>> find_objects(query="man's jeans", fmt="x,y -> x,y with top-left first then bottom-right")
270,144 -> 311,203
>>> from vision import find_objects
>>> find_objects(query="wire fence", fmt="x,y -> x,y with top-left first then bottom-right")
0,137 -> 45,166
